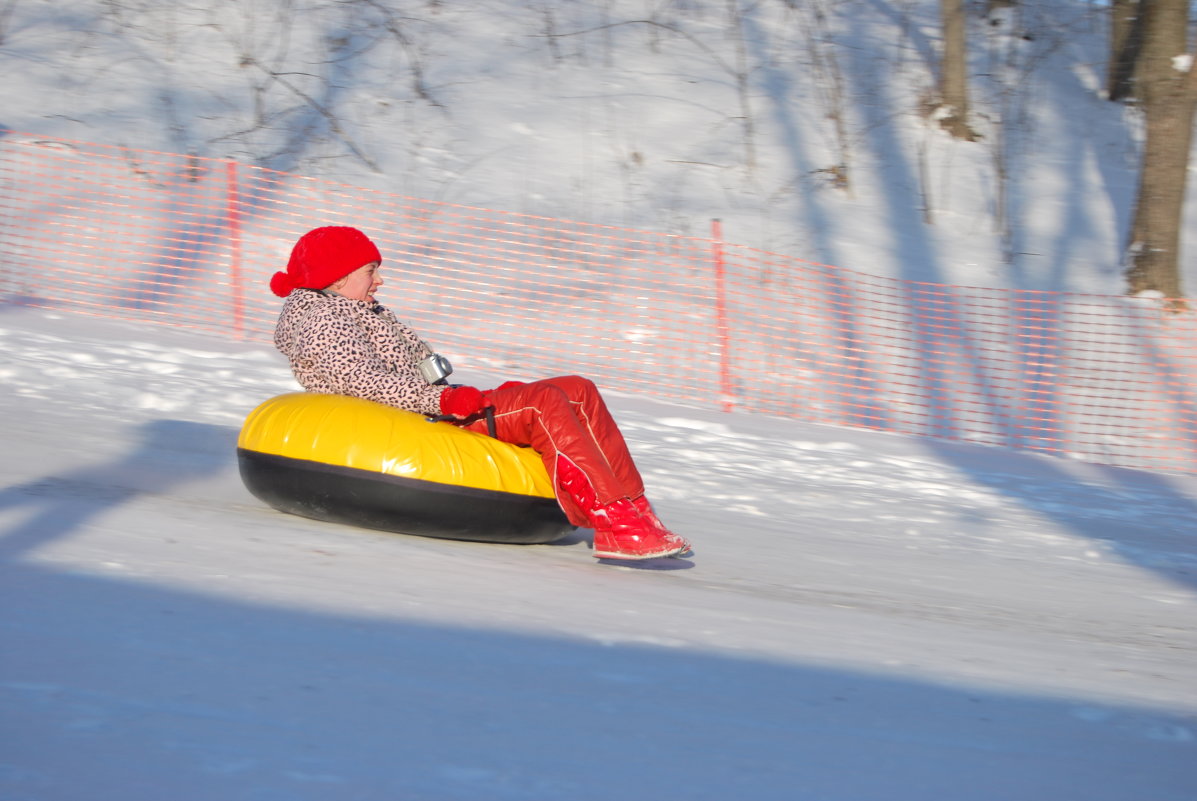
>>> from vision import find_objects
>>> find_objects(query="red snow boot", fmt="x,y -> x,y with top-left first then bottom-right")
590,498 -> 689,560
632,495 -> 692,555
556,456 -> 687,560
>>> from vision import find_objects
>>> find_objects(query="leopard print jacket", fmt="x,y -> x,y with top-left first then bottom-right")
273,289 -> 446,416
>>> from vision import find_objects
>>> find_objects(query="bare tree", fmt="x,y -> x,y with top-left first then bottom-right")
1107,0 -> 1143,101
791,0 -> 851,191
938,0 -> 978,140
1124,0 -> 1195,305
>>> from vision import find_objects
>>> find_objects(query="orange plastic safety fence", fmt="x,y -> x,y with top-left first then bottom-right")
2,131 -> 1195,475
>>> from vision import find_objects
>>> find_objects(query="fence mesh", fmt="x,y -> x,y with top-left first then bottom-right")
2,131 -> 1195,474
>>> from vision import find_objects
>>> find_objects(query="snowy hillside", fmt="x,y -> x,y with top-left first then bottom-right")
1,0 -> 1192,295
1,307 -> 1195,800
2,1 -> 1196,798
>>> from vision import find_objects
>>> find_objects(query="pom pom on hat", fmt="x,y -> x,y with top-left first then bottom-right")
269,270 -> 298,298
270,226 -> 382,298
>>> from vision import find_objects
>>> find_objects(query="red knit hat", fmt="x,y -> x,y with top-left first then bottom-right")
270,226 -> 383,297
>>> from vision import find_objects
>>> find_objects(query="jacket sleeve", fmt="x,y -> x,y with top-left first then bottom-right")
295,305 -> 445,416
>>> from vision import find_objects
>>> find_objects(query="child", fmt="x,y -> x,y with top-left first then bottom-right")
271,225 -> 691,560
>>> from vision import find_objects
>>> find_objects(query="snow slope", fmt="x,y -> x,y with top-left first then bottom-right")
1,307 -> 1194,800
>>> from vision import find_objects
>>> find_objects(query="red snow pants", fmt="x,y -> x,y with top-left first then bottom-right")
460,375 -> 645,527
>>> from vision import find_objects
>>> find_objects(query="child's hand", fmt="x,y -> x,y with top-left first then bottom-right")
438,385 -> 490,419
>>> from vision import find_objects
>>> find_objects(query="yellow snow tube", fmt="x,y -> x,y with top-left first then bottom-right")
236,392 -> 573,543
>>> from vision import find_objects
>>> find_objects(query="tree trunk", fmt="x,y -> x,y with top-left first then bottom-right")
1124,0 -> 1195,306
939,0 -> 977,140
1107,0 -> 1143,101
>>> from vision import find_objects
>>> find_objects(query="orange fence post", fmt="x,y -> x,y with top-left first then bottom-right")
711,218 -> 734,412
225,159 -> 244,338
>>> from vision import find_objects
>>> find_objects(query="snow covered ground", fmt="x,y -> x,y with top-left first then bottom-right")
1,306 -> 1194,800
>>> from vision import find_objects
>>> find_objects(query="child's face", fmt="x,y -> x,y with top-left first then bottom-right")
334,261 -> 383,302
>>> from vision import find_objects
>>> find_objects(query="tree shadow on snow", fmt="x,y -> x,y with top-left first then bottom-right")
0,562 -> 1191,801
0,416 -> 676,569
0,419 -> 234,561
920,436 -> 1197,593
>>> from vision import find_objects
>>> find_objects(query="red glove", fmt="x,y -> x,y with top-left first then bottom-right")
439,385 -> 489,419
